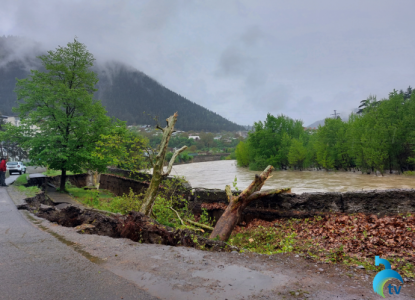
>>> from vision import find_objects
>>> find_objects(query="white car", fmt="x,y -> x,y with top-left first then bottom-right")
7,161 -> 27,175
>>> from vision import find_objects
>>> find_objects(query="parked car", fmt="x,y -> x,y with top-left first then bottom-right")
6,161 -> 27,175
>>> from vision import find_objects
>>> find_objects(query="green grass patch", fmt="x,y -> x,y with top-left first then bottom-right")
14,174 -> 29,186
42,169 -> 76,177
403,170 -> 415,176
66,185 -> 121,212
65,177 -> 215,235
17,185 -> 41,197
229,225 -> 297,254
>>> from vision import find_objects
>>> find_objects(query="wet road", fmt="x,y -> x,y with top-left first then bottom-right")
0,187 -> 158,300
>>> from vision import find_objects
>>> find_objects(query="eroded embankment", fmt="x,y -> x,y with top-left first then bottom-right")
190,188 -> 415,225
18,192 -> 237,252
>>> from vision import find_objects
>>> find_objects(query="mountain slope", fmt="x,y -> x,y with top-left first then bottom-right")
0,37 -> 244,132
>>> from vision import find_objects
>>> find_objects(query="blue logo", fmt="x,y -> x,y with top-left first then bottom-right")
373,256 -> 404,297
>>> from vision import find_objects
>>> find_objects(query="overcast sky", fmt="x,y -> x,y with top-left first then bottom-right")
2,0 -> 415,126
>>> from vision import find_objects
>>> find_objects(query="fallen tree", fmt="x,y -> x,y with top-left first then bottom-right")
209,165 -> 291,241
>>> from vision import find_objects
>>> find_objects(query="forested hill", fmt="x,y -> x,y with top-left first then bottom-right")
95,63 -> 244,131
0,36 -> 244,132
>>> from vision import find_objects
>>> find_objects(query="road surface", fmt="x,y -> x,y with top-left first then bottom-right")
0,186 -> 158,300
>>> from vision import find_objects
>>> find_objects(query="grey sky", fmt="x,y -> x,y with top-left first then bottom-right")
2,0 -> 415,126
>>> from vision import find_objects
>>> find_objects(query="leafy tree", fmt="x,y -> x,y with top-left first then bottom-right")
288,138 -> 306,170
13,39 -> 116,191
244,114 -> 304,170
93,127 -> 149,171
235,141 -> 249,167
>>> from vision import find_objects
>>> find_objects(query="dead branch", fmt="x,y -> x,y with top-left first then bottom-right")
169,207 -> 184,225
225,185 -> 233,202
163,145 -> 187,177
185,219 -> 214,231
140,113 -> 186,217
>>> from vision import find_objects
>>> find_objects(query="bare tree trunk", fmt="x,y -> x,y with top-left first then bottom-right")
60,168 -> 66,191
140,113 -> 187,217
209,165 -> 291,242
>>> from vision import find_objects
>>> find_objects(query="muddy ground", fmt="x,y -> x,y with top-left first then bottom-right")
8,187 -> 415,300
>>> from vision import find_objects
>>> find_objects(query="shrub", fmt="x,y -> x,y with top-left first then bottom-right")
14,174 -> 28,186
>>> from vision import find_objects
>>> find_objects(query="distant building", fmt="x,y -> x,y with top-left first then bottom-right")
188,135 -> 200,140
2,115 -> 21,126
236,131 -> 248,138
1,115 -> 39,131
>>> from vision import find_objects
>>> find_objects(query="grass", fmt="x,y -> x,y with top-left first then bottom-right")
14,174 -> 29,186
42,169 -> 76,177
17,185 -> 41,197
403,170 -> 415,176
66,185 -> 123,212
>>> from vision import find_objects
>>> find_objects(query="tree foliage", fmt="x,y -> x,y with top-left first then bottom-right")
237,87 -> 415,174
11,39 -> 126,190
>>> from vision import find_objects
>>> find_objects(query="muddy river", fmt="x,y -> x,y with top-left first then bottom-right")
166,160 -> 415,194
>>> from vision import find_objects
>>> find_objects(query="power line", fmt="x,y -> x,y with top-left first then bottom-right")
331,110 -> 340,119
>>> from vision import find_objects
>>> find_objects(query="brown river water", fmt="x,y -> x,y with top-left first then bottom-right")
165,160 -> 415,194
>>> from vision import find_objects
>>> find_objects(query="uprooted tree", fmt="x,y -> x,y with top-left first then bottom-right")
140,112 -> 187,217
209,165 -> 291,241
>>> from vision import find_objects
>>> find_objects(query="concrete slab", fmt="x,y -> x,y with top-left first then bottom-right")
46,186 -> 84,208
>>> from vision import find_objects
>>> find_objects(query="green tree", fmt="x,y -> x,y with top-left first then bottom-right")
93,127 -> 149,171
235,141 -> 249,167
288,138 -> 306,170
13,39 -> 115,191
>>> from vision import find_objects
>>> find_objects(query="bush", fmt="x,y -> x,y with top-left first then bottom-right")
403,171 -> 415,176
17,186 -> 41,197
179,151 -> 191,162
165,152 -> 174,162
14,174 -> 28,186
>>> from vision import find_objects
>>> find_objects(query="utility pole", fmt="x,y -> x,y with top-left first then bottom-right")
331,110 -> 340,119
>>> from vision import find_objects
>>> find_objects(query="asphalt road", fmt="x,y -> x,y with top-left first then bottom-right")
0,186 -> 158,300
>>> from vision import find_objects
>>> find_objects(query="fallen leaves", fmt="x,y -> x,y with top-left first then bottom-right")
233,213 -> 415,261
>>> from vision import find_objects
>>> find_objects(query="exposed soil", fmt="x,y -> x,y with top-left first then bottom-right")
11,188 -> 415,299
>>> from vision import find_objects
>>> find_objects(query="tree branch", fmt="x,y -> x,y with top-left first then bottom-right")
225,185 -> 232,202
162,145 -> 187,176
184,219 -> 214,231
156,125 -> 165,132
144,147 -> 154,168
169,207 -> 184,225
237,165 -> 274,201
246,188 -> 291,202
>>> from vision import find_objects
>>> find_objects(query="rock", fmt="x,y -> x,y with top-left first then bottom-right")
295,255 -> 299,258
318,268 -> 324,272
75,224 -> 96,232
357,265 -> 365,269
40,204 -> 54,211
231,251 -> 238,254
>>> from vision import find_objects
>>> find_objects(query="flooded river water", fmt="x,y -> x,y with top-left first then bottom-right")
167,160 -> 415,194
